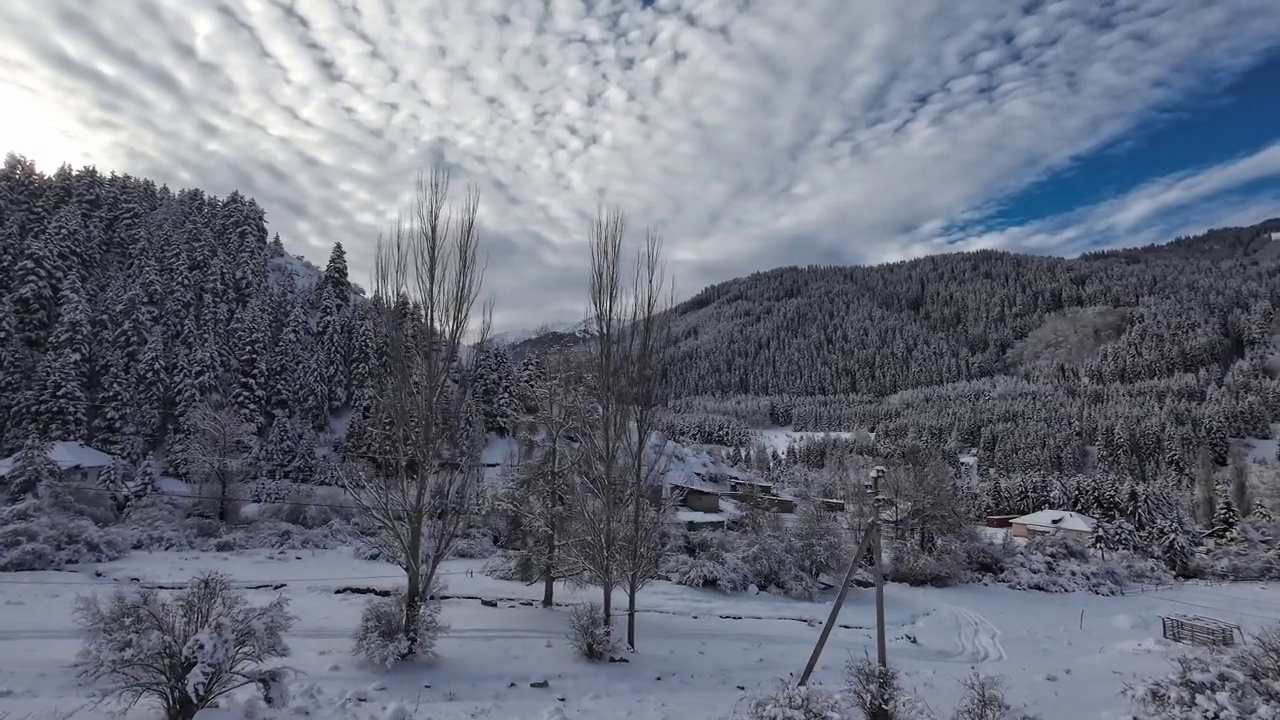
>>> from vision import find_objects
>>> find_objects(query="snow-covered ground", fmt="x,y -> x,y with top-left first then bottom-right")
752,427 -> 869,453
3,548 -> 1279,719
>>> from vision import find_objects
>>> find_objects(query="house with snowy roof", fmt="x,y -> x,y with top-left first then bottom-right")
0,441 -> 116,488
1009,510 -> 1097,541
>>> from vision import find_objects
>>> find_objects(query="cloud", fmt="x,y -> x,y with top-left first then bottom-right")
1,0 -> 1278,330
919,141 -> 1280,260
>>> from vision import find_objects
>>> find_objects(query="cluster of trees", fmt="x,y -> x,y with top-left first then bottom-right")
493,211 -> 675,653
0,153 -> 370,473
672,360 -> 1278,479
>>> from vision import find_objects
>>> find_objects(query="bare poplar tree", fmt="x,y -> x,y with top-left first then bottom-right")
339,167 -> 489,661
502,347 -> 584,607
564,206 -> 631,642
618,228 -> 675,650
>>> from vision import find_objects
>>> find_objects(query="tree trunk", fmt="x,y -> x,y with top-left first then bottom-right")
403,517 -> 424,658
217,473 -> 229,523
542,526 -> 556,608
601,582 -> 613,644
626,577 -> 637,650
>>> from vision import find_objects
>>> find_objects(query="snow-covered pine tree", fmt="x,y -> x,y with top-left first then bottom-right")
0,300 -> 25,450
1213,494 -> 1241,542
346,307 -> 381,406
1155,519 -> 1197,577
267,303 -> 310,418
4,438 -> 58,503
20,271 -> 91,441
471,343 -> 518,435
513,351 -> 546,413
92,280 -> 148,456
315,243 -> 352,416
1251,498 -> 1273,522
9,217 -> 60,354
229,301 -> 270,430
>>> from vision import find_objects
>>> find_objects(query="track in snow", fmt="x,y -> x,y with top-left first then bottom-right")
948,605 -> 1006,664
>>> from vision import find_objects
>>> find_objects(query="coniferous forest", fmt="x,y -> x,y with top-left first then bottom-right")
0,154 -> 374,475
649,220 -> 1280,480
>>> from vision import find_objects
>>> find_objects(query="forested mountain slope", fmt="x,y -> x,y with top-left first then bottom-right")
660,220 -> 1280,479
667,221 -> 1280,399
0,155 -> 379,474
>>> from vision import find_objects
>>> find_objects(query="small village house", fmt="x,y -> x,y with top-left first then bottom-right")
1009,510 -> 1097,540
0,441 -> 117,495
670,483 -> 721,514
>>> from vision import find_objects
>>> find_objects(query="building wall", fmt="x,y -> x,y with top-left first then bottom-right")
1011,523 -> 1092,541
682,490 -> 720,514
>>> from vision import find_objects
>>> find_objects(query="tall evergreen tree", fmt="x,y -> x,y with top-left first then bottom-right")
19,273 -> 91,441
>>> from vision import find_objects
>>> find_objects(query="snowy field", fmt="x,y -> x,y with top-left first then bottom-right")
3,549 -> 1279,719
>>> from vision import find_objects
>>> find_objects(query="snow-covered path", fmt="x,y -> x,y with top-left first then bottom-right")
2,548 -> 1278,719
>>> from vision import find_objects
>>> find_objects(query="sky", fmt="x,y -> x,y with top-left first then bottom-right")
1,1 -> 1278,333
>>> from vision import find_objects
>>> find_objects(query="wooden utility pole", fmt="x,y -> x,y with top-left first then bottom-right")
870,465 -> 888,667
797,519 -> 877,686
797,465 -> 889,686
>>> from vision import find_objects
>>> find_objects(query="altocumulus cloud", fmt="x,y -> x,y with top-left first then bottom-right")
1,0 -> 1278,331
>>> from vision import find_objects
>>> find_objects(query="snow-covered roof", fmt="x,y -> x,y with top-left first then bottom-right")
1011,510 -> 1096,533
0,441 -> 116,477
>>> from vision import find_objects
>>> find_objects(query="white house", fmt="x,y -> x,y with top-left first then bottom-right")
1009,510 -> 1097,540
0,441 -> 116,487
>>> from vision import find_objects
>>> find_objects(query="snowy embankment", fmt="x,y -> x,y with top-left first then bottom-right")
3,548 -> 1279,720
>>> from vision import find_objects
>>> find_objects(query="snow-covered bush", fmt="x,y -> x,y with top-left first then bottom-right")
75,572 -> 294,720
951,672 -> 1032,720
567,602 -> 617,661
1128,625 -> 1280,719
886,541 -> 970,587
844,656 -> 923,720
659,529 -> 824,599
449,524 -> 497,559
0,500 -> 128,571
43,481 -> 122,526
995,534 -> 1170,596
253,487 -> 353,529
659,531 -> 752,593
119,493 -> 347,553
958,532 -> 1015,576
353,586 -> 448,668
736,681 -> 851,720
482,550 -> 529,581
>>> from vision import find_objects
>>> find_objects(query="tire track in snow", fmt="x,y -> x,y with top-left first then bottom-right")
949,606 -> 1005,664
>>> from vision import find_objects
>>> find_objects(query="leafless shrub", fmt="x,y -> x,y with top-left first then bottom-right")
74,572 -> 293,720
951,673 -> 1023,720
353,585 -> 449,668
735,681 -> 851,720
567,601 -> 617,661
845,655 -> 909,720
